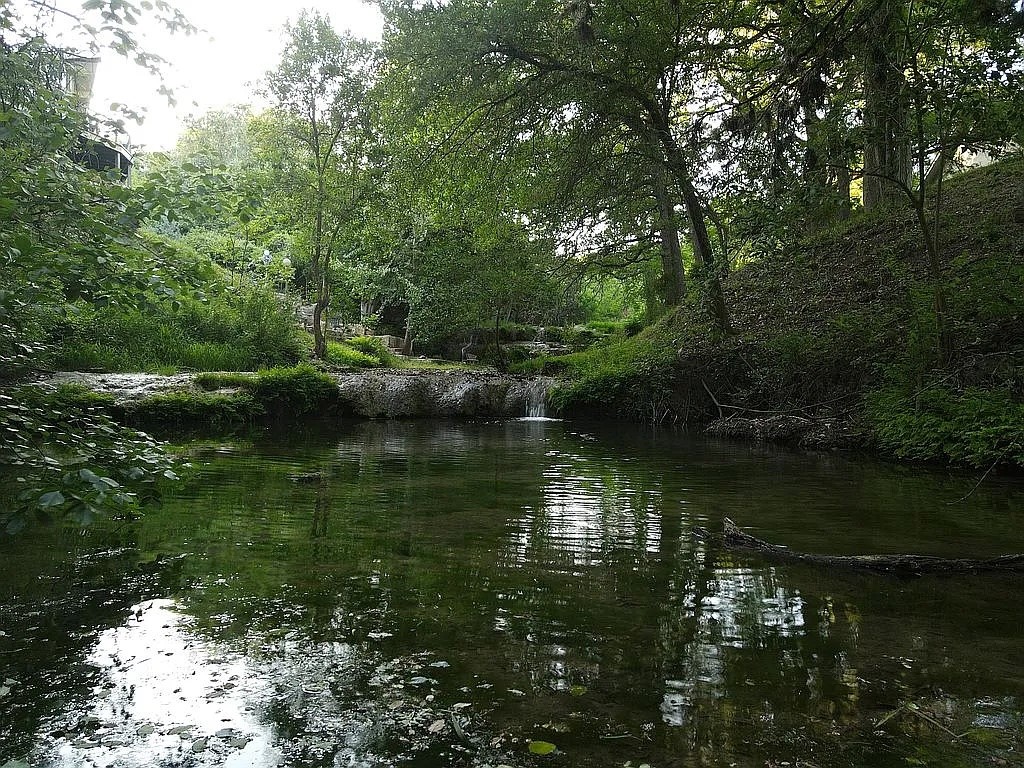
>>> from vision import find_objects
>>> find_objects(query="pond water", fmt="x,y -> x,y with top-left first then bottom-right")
2,420 -> 1024,768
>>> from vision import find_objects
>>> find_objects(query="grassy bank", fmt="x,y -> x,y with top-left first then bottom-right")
532,158 -> 1024,468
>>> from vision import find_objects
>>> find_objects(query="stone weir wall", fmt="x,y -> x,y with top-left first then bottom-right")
43,370 -> 556,420
333,370 -> 554,418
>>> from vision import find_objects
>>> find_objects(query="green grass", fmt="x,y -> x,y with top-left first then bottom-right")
116,365 -> 339,427
195,372 -> 255,390
123,390 -> 263,427
393,357 -> 479,371
246,364 -> 338,416
525,316 -> 681,419
190,364 -> 339,418
324,335 -> 411,369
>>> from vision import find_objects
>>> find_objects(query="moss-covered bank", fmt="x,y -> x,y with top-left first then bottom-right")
535,159 -> 1024,468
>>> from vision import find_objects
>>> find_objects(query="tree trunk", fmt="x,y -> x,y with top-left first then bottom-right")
649,156 -> 687,306
311,170 -> 330,359
834,162 -> 853,220
493,313 -> 506,371
654,132 -> 731,332
678,175 -> 731,334
913,200 -> 954,364
312,292 -> 328,359
862,0 -> 911,210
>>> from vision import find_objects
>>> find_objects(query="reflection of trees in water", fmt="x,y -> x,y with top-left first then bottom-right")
486,443 -> 886,764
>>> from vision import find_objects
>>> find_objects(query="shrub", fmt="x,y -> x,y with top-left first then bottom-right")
51,285 -> 304,372
326,342 -> 379,368
194,372 -> 255,390
16,383 -> 116,412
548,325 -> 678,419
326,337 -> 396,368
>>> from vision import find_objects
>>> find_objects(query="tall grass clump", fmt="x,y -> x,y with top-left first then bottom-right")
545,319 -> 680,419
247,364 -> 338,416
51,285 -> 304,372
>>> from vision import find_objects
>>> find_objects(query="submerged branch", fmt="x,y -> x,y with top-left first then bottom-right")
698,518 -> 1024,575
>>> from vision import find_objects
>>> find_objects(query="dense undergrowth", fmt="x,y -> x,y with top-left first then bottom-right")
533,158 -> 1024,468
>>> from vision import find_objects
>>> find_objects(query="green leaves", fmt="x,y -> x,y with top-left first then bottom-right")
2,386 -> 180,533
528,740 -> 558,755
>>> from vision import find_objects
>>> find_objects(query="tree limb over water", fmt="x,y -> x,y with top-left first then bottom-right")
697,519 -> 1024,576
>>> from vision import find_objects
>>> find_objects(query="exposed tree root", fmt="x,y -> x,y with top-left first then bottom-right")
697,518 -> 1024,575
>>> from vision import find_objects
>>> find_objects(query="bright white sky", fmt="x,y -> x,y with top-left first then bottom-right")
50,0 -> 384,151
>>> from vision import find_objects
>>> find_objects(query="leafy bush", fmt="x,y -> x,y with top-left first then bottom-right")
247,364 -> 338,416
181,228 -> 262,271
563,325 -> 601,350
2,385 -> 175,532
326,336 -> 396,368
548,323 -> 679,419
497,322 -> 538,342
865,385 -> 1024,466
326,342 -> 380,368
195,365 -> 338,418
345,335 -> 396,363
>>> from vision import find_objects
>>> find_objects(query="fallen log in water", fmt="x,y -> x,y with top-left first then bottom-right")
697,518 -> 1024,575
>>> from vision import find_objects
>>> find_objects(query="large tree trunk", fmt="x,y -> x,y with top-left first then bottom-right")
649,156 -> 687,306
652,128 -> 732,333
678,174 -> 731,334
862,0 -> 911,210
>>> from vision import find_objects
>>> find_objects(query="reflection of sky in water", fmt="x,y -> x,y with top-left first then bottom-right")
43,599 -> 280,768
698,568 -> 806,646
660,567 -> 814,728
505,450 -> 663,568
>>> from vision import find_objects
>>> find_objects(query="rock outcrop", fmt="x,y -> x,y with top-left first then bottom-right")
40,370 -> 555,420
333,370 -> 553,418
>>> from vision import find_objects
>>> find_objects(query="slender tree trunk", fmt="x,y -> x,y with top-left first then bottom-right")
312,184 -> 328,359
914,202 -> 953,364
494,313 -> 506,371
312,274 -> 329,359
833,157 -> 853,220
402,308 -> 415,356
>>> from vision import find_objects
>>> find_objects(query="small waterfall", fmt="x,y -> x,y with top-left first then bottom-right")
525,378 -> 549,419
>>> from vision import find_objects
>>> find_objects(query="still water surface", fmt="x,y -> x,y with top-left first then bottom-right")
2,420 -> 1024,767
